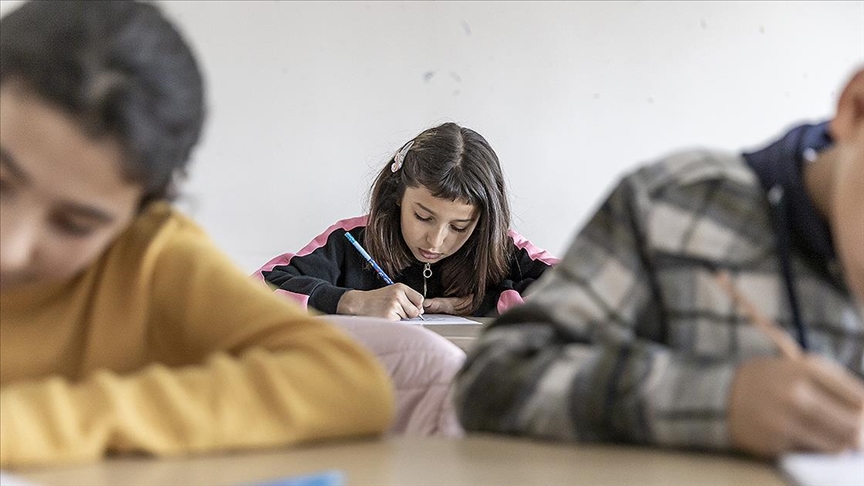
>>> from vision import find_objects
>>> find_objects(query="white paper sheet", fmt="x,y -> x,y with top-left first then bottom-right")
402,314 -> 482,325
779,451 -> 864,486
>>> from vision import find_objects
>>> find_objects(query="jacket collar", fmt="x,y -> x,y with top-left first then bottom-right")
742,121 -> 835,262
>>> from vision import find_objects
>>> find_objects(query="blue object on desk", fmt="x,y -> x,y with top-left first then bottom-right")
244,470 -> 345,486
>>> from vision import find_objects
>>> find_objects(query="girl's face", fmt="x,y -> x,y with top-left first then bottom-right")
0,85 -> 143,290
399,185 -> 479,264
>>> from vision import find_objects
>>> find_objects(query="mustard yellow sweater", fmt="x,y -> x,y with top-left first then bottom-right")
0,203 -> 393,467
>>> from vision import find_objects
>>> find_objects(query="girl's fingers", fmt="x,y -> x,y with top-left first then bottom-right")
423,298 -> 445,313
383,298 -> 403,320
400,303 -> 422,319
400,286 -> 425,307
422,300 -> 438,313
424,296 -> 468,314
395,292 -> 423,318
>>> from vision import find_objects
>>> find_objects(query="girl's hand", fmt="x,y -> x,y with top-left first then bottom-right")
728,354 -> 864,458
423,295 -> 473,315
337,285 -> 425,321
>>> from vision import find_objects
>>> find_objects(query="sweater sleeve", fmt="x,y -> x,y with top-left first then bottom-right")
258,228 -> 358,314
454,178 -> 736,450
484,232 -> 559,315
0,225 -> 394,467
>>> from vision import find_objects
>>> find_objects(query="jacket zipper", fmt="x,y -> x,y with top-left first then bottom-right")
422,263 -> 432,298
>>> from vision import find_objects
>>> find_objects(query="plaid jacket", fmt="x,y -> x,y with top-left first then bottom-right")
454,149 -> 863,450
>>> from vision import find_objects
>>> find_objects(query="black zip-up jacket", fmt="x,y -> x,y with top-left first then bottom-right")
255,215 -> 558,317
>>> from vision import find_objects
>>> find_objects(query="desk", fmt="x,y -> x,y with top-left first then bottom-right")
16,436 -> 787,486
422,317 -> 491,352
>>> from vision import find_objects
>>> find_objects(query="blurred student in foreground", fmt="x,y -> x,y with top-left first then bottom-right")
455,68 -> 864,458
0,1 -> 392,467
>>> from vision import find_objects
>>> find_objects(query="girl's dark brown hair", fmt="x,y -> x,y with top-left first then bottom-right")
0,0 -> 205,208
365,122 -> 512,314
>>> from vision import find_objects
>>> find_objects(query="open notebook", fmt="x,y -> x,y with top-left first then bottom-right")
779,451 -> 863,486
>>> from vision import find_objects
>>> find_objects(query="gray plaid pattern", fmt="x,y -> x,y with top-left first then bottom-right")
454,150 -> 863,450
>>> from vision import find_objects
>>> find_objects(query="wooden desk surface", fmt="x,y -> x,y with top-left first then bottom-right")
16,435 -> 787,486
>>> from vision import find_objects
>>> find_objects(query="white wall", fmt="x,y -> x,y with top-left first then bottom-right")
3,1 -> 863,272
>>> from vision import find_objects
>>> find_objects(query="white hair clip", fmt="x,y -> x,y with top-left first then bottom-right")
391,140 -> 415,172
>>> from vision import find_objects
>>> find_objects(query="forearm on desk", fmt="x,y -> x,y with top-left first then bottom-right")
455,306 -> 736,450
0,346 -> 393,468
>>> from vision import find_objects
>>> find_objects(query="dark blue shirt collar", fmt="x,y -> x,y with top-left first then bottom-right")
741,121 -> 835,261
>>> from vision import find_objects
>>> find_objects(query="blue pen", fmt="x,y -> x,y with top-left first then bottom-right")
344,232 -> 394,284
344,232 -> 425,320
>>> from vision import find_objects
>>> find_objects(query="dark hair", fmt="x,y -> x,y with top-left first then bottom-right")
365,122 -> 512,314
0,0 -> 205,206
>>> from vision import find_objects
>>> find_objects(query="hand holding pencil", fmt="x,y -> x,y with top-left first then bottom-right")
715,270 -> 864,457
339,233 -> 425,321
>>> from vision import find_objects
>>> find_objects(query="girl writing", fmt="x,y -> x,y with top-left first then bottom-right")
256,122 -> 558,320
